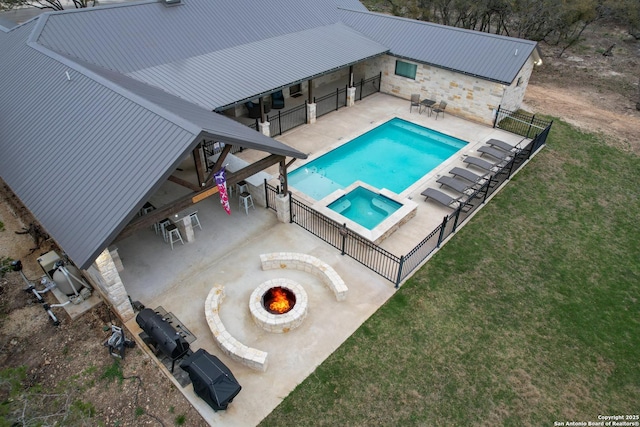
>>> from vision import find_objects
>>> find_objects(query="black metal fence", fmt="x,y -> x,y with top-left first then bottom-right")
265,118 -> 553,287
267,103 -> 308,137
494,106 -> 552,139
315,87 -> 348,118
354,73 -> 382,101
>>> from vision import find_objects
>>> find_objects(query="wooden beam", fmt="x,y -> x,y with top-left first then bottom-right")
193,143 -> 207,186
114,154 -> 284,241
167,174 -> 201,192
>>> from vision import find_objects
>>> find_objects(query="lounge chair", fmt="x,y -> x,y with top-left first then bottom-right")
463,156 -> 500,172
485,138 -> 518,153
410,94 -> 420,113
436,175 -> 474,194
421,188 -> 465,209
449,167 -> 487,184
432,101 -> 447,120
271,90 -> 285,109
478,145 -> 511,161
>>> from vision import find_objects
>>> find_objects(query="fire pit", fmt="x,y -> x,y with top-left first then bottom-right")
249,279 -> 307,333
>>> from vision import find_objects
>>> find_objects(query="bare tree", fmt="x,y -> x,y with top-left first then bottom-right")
0,0 -> 95,11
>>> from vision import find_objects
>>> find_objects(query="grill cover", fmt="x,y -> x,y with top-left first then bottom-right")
180,349 -> 241,411
135,308 -> 189,359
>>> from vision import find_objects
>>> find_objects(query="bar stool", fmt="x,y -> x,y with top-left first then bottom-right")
189,211 -> 202,230
156,218 -> 171,241
140,202 -> 155,216
236,180 -> 248,196
239,192 -> 254,215
165,224 -> 184,250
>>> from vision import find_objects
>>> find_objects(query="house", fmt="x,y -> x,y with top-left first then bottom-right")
0,0 -> 540,320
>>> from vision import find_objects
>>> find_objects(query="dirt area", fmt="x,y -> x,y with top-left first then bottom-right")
0,20 -> 637,427
0,189 -> 209,426
523,21 -> 640,154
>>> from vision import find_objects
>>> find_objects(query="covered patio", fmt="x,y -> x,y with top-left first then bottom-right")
116,92 -> 526,426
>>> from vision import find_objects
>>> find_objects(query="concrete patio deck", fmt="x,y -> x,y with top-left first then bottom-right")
117,92 -> 526,426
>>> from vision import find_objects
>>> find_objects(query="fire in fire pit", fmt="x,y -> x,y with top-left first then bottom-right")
262,287 -> 296,314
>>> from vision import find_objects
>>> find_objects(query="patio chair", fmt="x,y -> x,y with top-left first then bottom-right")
478,145 -> 512,161
432,101 -> 447,119
421,187 -> 466,209
485,138 -> 518,153
271,90 -> 285,109
410,94 -> 420,113
463,156 -> 502,172
449,167 -> 487,184
436,175 -> 475,194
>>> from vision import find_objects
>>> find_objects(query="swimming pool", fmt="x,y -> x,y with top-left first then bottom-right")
288,117 -> 468,200
328,186 -> 403,230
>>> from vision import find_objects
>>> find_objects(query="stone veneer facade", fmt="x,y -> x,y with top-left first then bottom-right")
360,54 -> 535,126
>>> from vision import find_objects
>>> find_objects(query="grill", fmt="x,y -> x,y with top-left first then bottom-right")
136,308 -> 190,371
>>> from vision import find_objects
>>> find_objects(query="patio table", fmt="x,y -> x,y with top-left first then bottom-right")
419,99 -> 436,116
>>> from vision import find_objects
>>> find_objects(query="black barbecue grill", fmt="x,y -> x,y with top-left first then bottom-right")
180,348 -> 242,411
136,308 -> 190,372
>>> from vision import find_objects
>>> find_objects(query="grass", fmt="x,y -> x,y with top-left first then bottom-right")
260,119 -> 640,426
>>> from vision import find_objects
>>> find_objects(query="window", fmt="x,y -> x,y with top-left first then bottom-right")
395,60 -> 417,80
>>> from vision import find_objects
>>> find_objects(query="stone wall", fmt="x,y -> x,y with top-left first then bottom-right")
361,54 -> 535,125
500,56 -> 535,113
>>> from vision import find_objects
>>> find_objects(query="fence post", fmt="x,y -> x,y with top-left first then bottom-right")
493,105 -> 501,128
359,78 -> 364,101
340,223 -> 347,255
451,206 -> 462,232
255,118 -> 259,130
378,71 -> 382,91
395,255 -> 404,289
336,88 -> 339,111
288,191 -> 293,223
482,179 -> 491,203
507,158 -> 516,179
526,114 -> 535,139
305,100 -> 308,122
278,110 -> 282,136
264,179 -> 269,209
436,216 -> 448,248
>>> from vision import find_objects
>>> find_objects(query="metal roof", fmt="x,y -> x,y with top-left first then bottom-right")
1,0 -> 539,270
0,20 -> 305,270
35,0 -> 343,73
127,23 -> 389,110
339,9 -> 538,84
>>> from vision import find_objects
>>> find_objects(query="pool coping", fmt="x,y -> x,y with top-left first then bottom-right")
313,181 -> 418,244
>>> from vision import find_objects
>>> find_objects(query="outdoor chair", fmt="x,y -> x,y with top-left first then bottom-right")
245,101 -> 261,119
271,90 -> 285,109
436,175 -> 475,194
421,187 -> 467,209
478,145 -> 512,161
432,101 -> 447,119
449,167 -> 487,184
485,138 -> 519,153
410,94 -> 420,113
463,156 -> 503,172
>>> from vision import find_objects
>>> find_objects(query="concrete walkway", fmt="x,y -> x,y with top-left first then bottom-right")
118,93 -> 525,426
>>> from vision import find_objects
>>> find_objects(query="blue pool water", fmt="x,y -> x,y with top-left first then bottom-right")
288,118 -> 467,200
328,186 -> 402,230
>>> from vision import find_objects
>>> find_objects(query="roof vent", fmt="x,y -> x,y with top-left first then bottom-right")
162,0 -> 182,6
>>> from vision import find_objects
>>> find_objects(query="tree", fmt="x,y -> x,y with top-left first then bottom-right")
0,0 -> 95,11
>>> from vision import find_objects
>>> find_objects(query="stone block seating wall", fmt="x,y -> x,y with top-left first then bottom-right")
205,285 -> 269,372
259,252 -> 348,301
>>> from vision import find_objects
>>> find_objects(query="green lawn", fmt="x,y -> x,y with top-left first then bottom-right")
260,119 -> 640,426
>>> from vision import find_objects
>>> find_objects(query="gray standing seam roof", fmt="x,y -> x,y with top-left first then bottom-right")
0,19 -> 306,270
1,0 -> 539,270
339,9 -> 537,84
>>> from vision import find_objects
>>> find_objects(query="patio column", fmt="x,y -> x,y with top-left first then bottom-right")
346,87 -> 356,107
258,121 -> 270,136
90,248 -> 135,322
306,103 -> 316,124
